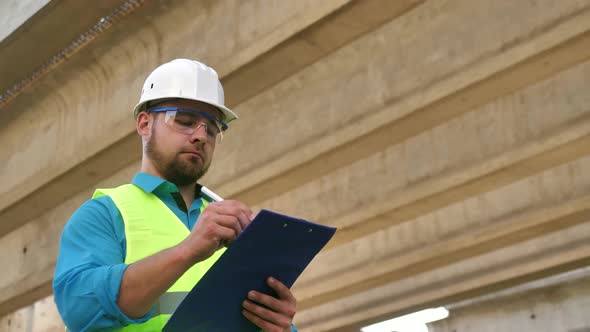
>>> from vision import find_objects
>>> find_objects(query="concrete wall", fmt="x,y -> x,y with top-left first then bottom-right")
1,0 -> 590,331
429,271 -> 590,332
0,296 -> 61,332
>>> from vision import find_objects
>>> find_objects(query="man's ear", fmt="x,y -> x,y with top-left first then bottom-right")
136,111 -> 152,137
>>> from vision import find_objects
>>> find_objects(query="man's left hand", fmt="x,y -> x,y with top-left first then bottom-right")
242,277 -> 297,332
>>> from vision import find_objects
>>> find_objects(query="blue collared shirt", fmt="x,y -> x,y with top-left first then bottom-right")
54,173 -> 298,331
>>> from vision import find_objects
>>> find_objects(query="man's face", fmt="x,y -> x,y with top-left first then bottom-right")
141,99 -> 223,186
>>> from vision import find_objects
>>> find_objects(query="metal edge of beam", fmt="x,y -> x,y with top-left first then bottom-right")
0,0 -> 146,110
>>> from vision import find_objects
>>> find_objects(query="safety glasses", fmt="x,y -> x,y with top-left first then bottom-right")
149,107 -> 227,143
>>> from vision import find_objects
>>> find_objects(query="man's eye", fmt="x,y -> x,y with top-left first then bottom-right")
175,119 -> 195,126
207,123 -> 220,135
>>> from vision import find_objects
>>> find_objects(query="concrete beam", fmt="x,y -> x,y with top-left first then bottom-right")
0,0 -> 422,236
296,221 -> 590,331
221,0 -> 424,106
283,63 -> 590,308
0,295 -> 63,332
296,189 -> 590,311
278,58 -> 590,316
289,133 -> 590,297
428,272 -> 590,332
323,111 -> 590,247
442,266 -> 590,311
253,56 -> 590,247
2,53 -> 590,316
0,2 -> 588,241
214,0 -> 590,204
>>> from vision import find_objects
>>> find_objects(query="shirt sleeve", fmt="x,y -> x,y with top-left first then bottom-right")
53,196 -> 152,331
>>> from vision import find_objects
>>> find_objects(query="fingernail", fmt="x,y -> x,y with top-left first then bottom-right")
248,291 -> 256,299
250,213 -> 255,220
268,277 -> 275,283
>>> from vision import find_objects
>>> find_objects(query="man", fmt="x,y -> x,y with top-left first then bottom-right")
53,59 -> 297,331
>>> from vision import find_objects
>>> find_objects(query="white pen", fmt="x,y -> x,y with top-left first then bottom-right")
201,185 -> 224,202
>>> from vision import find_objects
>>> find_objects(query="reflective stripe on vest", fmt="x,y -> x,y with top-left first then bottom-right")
81,184 -> 225,332
153,291 -> 189,316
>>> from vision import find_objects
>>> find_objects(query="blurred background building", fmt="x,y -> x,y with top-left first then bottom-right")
1,0 -> 590,331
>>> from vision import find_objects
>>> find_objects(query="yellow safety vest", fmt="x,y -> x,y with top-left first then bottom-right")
89,184 -> 224,331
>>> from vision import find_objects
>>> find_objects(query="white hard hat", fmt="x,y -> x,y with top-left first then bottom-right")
133,59 -> 238,124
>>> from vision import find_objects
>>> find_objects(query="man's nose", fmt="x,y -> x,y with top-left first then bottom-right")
190,123 -> 208,143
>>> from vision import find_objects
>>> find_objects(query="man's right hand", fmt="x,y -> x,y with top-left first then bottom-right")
178,200 -> 254,264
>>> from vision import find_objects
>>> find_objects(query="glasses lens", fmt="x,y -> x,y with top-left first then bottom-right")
164,110 -> 221,140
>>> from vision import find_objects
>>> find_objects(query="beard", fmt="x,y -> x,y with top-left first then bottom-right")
145,125 -> 211,186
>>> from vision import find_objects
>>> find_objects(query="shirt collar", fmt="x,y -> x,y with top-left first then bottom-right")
132,173 -> 177,193
132,172 -> 202,198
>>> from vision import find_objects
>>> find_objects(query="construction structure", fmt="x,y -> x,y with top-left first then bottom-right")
2,0 -> 590,331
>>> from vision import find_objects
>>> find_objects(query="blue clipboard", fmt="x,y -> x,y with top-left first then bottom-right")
163,209 -> 337,332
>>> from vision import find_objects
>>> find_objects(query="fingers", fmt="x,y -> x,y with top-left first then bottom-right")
203,214 -> 242,241
207,200 -> 254,230
184,200 -> 255,263
267,277 -> 297,304
245,283 -> 295,318
197,200 -> 255,247
242,277 -> 296,331
242,303 -> 291,332
223,200 -> 255,228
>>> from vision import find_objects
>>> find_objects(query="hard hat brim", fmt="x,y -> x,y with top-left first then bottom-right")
133,98 -> 238,124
